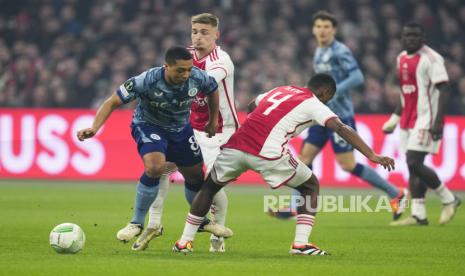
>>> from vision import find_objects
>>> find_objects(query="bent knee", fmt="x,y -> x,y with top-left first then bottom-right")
407,160 -> 422,173
406,156 -> 421,171
298,155 -> 313,165
297,175 -> 319,193
337,160 -> 357,172
144,164 -> 165,178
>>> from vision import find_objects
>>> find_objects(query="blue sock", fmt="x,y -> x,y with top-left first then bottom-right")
351,163 -> 399,198
131,174 -> 160,225
184,184 -> 198,205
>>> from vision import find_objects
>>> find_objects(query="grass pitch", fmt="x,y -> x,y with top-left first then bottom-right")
0,180 -> 464,276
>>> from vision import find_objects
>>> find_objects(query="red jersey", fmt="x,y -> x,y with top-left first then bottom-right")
189,46 -> 238,133
223,86 -> 337,159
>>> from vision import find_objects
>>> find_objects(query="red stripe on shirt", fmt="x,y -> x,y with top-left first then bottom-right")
222,79 -> 239,130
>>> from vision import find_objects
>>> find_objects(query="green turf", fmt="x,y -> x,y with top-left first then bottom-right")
0,180 -> 464,276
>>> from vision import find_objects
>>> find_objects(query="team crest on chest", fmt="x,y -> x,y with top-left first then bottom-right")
150,133 -> 161,140
188,88 -> 198,97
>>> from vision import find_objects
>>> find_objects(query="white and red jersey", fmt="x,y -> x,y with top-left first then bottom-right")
189,45 -> 239,133
397,45 -> 449,130
223,86 -> 337,160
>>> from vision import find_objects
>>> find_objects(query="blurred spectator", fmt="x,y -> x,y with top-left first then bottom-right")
451,77 -> 465,115
0,0 -> 464,115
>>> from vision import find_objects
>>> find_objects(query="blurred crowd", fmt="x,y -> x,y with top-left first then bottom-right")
0,0 -> 464,114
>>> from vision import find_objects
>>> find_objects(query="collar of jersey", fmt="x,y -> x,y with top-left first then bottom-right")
192,45 -> 218,62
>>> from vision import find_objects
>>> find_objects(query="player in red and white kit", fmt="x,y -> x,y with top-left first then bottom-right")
173,73 -> 395,255
132,13 -> 237,252
189,26 -> 238,173
383,23 -> 460,226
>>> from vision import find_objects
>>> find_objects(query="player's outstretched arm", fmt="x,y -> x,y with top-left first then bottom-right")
76,93 -> 124,141
326,117 -> 395,171
205,90 -> 219,137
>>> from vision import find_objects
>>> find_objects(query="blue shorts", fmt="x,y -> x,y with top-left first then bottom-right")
131,123 -> 203,167
304,117 -> 356,153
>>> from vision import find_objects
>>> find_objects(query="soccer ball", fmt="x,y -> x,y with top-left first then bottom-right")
49,223 -> 86,254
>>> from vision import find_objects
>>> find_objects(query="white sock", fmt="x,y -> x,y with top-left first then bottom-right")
411,198 -> 427,220
294,214 -> 315,245
180,213 -> 204,242
147,174 -> 170,229
434,183 -> 455,204
210,188 -> 228,241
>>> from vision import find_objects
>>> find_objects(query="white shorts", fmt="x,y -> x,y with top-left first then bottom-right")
400,128 -> 441,154
194,128 -> 235,172
211,148 -> 313,189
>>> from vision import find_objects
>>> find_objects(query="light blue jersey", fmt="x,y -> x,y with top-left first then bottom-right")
117,66 -> 218,132
313,40 -> 364,119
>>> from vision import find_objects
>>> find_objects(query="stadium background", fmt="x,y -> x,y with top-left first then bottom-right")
0,0 -> 464,188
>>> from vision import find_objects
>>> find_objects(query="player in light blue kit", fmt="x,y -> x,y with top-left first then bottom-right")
76,46 -> 232,244
270,11 -> 408,220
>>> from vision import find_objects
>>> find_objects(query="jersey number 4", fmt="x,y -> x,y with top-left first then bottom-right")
262,92 -> 293,115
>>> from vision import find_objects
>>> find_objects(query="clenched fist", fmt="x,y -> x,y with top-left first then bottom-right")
76,128 -> 97,141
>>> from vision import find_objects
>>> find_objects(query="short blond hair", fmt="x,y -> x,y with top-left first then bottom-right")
191,13 -> 219,28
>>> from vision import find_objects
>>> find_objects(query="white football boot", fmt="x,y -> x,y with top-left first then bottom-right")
116,223 -> 142,242
439,196 -> 461,225
209,237 -> 225,252
389,216 -> 428,226
198,219 -> 233,238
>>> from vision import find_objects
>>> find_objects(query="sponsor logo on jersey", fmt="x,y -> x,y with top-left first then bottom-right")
153,90 -> 163,97
149,98 -> 193,109
193,96 -> 208,107
402,84 -> 416,94
321,51 -> 331,62
315,63 -> 332,73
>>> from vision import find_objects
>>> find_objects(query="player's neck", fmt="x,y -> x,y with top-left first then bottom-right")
164,76 -> 176,86
406,45 -> 423,55
195,44 -> 216,60
162,70 -> 178,87
319,38 -> 334,48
